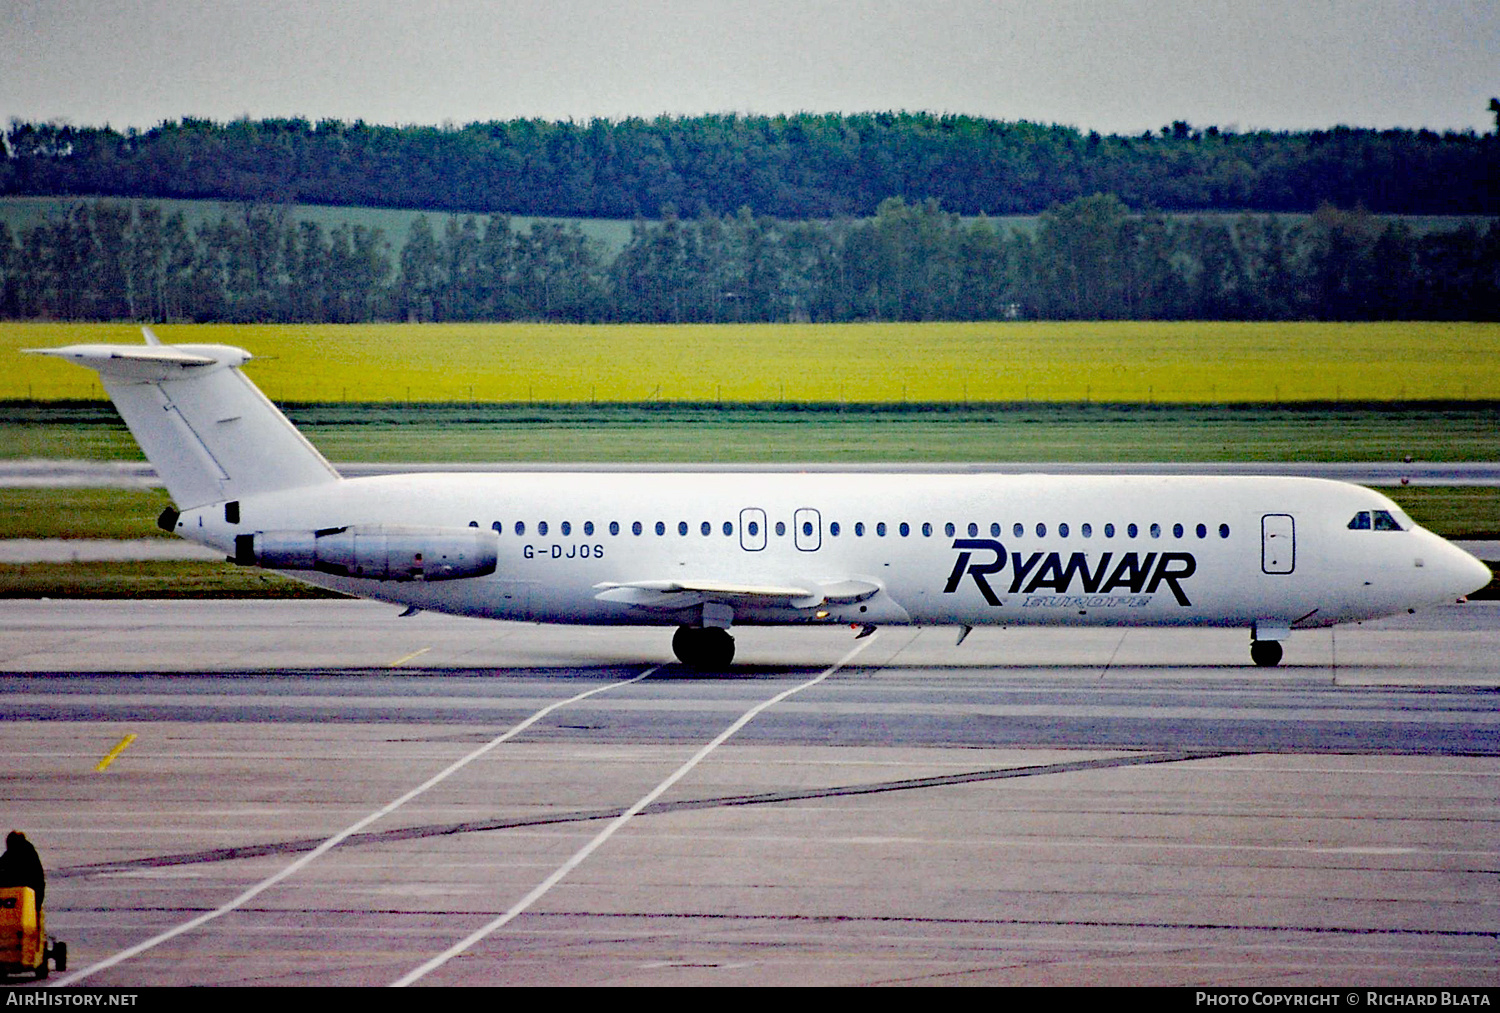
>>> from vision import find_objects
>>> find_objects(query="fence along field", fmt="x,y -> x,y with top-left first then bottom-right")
5,321 -> 1500,404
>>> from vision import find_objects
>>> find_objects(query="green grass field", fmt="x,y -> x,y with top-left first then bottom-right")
0,561 -> 346,598
0,488 -> 172,539
6,321 -> 1499,404
3,403 -> 1496,464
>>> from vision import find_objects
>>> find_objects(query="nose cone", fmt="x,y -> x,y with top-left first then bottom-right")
1444,542 -> 1494,600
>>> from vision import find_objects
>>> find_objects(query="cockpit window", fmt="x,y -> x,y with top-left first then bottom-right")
1350,509 -> 1403,531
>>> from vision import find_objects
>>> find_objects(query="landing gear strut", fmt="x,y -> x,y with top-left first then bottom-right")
672,625 -> 735,669
1250,639 -> 1284,667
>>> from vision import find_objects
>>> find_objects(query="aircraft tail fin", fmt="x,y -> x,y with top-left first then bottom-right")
25,330 -> 341,509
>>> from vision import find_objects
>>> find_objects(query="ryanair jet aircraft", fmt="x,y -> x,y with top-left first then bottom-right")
29,331 -> 1491,669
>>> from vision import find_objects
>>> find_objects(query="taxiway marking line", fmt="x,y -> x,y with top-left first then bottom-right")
388,647 -> 431,667
93,733 -> 136,772
52,665 -> 660,987
391,636 -> 878,987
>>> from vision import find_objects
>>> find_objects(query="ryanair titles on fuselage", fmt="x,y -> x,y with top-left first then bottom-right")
943,539 -> 1198,607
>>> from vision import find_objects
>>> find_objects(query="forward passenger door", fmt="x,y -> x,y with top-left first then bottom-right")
1262,514 -> 1295,574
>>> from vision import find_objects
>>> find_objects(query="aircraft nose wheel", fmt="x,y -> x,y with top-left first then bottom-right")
673,626 -> 735,669
1250,639 -> 1284,667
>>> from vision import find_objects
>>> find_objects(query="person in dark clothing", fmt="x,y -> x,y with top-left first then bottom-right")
0,831 -> 44,907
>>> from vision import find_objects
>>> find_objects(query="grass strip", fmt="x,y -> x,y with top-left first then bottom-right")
0,487 -> 174,539
3,403 -> 1499,464
0,561 -> 348,599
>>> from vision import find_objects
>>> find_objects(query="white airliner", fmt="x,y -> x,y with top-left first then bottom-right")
28,330 -> 1492,669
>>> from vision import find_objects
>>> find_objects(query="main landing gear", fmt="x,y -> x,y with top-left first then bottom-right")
1250,639 -> 1284,667
673,625 -> 736,670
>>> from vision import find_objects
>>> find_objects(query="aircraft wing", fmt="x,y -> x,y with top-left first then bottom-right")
593,577 -> 881,611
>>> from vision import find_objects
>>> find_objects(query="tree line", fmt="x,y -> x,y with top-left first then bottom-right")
5,113 -> 1497,219
2,196 -> 1496,323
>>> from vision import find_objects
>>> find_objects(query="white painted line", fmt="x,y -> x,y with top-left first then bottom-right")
391,636 -> 877,987
52,666 -> 660,987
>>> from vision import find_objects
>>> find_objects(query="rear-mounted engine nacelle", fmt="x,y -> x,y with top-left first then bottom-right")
236,525 -> 498,582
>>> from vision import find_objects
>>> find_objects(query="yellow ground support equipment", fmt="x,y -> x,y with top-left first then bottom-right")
0,886 -> 65,980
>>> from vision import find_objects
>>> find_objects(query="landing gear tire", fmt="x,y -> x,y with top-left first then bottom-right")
1250,639 -> 1284,667
673,626 -> 735,670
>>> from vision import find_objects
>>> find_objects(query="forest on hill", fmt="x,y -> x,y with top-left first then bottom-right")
5,113 -> 1497,218
2,112 -> 1496,324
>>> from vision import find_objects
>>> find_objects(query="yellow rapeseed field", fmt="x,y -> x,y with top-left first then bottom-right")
5,321 -> 1498,403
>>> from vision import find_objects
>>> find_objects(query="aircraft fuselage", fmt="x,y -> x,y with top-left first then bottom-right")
30,336 -> 1491,668
172,470 -> 1484,634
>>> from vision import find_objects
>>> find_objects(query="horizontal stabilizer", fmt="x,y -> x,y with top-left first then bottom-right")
25,344 -> 223,377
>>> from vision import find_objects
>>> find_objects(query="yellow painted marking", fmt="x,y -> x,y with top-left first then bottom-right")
94,733 -> 137,773
389,647 -> 431,668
